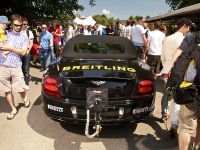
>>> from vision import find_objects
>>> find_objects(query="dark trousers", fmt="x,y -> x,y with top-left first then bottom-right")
133,46 -> 145,59
22,54 -> 31,85
53,42 -> 59,58
146,54 -> 161,74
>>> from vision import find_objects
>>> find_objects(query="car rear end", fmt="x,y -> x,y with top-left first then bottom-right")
41,61 -> 155,124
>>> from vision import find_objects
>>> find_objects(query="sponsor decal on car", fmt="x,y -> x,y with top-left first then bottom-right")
132,107 -> 149,114
48,104 -> 63,112
63,65 -> 136,73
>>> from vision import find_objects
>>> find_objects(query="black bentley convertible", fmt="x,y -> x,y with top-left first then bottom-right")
41,35 -> 155,137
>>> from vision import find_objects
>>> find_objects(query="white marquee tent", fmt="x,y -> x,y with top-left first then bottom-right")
73,16 -> 96,26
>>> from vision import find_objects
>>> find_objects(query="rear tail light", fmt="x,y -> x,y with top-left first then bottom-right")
138,86 -> 153,94
139,80 -> 153,86
134,80 -> 154,98
43,77 -> 62,98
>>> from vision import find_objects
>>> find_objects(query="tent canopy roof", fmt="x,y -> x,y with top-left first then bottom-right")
73,16 -> 96,26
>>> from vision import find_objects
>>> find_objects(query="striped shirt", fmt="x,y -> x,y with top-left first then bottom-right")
122,25 -> 132,40
0,30 -> 29,68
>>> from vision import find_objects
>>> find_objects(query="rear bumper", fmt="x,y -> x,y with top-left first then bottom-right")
41,92 -> 155,124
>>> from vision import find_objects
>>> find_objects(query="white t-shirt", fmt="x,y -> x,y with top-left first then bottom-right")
148,30 -> 165,55
83,30 -> 92,35
97,25 -> 104,35
20,29 -> 34,49
131,24 -> 145,45
21,29 -> 34,40
160,32 -> 185,74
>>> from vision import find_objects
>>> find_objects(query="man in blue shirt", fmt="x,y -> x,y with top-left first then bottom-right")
0,14 -> 30,120
39,23 -> 53,71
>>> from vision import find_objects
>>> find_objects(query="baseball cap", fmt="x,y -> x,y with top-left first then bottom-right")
177,17 -> 194,27
0,16 -> 10,24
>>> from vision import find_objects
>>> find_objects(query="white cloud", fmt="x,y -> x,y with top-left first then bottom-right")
101,9 -> 110,16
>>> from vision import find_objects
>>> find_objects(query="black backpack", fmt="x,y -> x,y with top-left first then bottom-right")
167,31 -> 200,104
26,29 -> 30,38
32,29 -> 38,44
145,30 -> 149,39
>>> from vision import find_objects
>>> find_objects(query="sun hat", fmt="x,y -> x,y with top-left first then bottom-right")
0,16 -> 10,24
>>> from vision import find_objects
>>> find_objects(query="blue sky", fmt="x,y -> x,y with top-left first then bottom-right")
77,0 -> 171,19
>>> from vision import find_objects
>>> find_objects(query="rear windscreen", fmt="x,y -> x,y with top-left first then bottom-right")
74,43 -> 125,54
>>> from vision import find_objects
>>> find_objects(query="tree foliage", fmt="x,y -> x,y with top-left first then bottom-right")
93,14 -> 115,26
0,0 -> 95,22
145,16 -> 151,19
107,17 -> 115,26
166,0 -> 200,10
129,16 -> 135,21
129,15 -> 151,21
135,16 -> 142,21
89,0 -> 96,6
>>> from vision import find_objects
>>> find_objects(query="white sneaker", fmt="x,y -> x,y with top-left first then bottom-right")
142,59 -> 146,62
24,85 -> 30,91
156,72 -> 162,77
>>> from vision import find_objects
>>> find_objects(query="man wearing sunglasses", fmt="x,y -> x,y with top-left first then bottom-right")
21,17 -> 34,90
0,14 -> 30,120
39,23 -> 53,71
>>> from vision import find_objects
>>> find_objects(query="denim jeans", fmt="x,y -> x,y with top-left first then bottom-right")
40,51 -> 51,70
22,53 -> 31,85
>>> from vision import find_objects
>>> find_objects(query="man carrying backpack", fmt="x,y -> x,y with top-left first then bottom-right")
21,17 -> 34,90
167,30 -> 200,150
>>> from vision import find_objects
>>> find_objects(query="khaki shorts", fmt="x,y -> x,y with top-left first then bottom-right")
0,66 -> 26,93
178,102 -> 200,134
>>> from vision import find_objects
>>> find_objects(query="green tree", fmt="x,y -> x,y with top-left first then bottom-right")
93,14 -> 115,26
145,16 -> 151,19
60,14 -> 75,23
135,15 -> 142,21
129,16 -> 135,21
107,17 -> 115,26
166,0 -> 199,10
0,0 -> 95,21
89,0 -> 96,6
